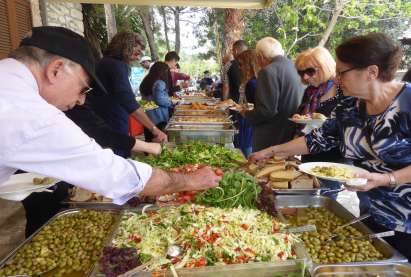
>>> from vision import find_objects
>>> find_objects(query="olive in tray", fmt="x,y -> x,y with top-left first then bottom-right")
283,207 -> 384,264
0,210 -> 115,277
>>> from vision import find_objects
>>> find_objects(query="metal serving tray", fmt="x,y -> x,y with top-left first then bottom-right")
0,208 -> 120,277
174,110 -> 227,116
93,207 -> 309,277
165,123 -> 237,144
170,116 -> 232,125
312,263 -> 411,277
274,195 -> 407,267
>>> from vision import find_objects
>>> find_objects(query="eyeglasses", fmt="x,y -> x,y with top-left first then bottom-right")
64,64 -> 93,96
336,67 -> 358,79
297,67 -> 317,78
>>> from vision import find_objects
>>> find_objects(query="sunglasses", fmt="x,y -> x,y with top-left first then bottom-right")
297,67 -> 317,78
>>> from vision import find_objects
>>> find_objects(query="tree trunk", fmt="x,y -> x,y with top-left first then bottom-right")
159,7 -> 170,52
173,8 -> 181,54
138,7 -> 159,61
104,4 -> 117,42
82,4 -> 103,60
223,9 -> 244,57
318,0 -> 345,47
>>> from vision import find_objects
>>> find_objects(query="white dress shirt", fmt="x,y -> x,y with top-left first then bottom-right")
0,58 -> 153,205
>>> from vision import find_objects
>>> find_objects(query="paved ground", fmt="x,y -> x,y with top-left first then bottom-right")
0,199 -> 25,260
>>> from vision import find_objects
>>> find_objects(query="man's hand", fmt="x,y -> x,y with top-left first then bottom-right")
152,128 -> 168,143
145,142 -> 162,155
187,166 -> 222,191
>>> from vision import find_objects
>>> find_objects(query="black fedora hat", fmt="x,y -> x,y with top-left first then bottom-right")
20,26 -> 107,94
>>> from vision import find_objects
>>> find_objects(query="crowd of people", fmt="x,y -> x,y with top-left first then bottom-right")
222,33 -> 411,260
0,24 -> 411,262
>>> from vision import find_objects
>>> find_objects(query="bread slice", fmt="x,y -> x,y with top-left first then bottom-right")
290,175 -> 314,189
70,187 -> 93,202
270,169 -> 296,181
255,164 -> 286,178
270,181 -> 289,189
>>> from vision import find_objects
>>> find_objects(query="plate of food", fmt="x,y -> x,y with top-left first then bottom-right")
298,162 -> 368,182
289,113 -> 327,125
0,173 -> 58,201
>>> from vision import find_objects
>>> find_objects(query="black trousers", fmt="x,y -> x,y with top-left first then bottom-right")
363,217 -> 411,262
22,182 -> 71,238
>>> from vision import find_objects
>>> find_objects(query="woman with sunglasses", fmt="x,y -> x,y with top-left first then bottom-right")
249,33 -> 411,260
293,47 -> 345,199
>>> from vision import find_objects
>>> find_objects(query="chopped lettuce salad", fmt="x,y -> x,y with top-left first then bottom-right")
113,204 -> 298,271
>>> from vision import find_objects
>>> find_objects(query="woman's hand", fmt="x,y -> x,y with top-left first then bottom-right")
152,128 -> 168,143
248,148 -> 273,164
344,171 -> 390,192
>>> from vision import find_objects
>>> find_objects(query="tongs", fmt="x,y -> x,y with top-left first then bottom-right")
329,213 -> 370,241
325,231 -> 395,244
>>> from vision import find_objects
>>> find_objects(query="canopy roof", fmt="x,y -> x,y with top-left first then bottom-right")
57,0 -> 273,9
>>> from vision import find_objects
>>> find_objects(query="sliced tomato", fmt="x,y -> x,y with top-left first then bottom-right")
214,168 -> 224,176
241,223 -> 249,230
194,257 -> 206,267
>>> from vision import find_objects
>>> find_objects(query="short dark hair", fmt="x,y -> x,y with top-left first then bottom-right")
204,70 -> 210,74
233,40 -> 248,52
336,33 -> 402,82
104,31 -> 146,63
165,51 -> 180,62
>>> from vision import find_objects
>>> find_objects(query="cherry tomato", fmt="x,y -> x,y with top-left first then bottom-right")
214,168 -> 224,176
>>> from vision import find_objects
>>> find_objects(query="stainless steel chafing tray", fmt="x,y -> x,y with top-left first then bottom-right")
274,195 -> 407,268
0,208 -> 120,277
174,109 -> 228,116
312,263 -> 411,277
92,207 -> 310,277
169,116 -> 232,125
165,123 -> 237,144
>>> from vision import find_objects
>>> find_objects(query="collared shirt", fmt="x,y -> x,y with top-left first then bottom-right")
0,58 -> 152,205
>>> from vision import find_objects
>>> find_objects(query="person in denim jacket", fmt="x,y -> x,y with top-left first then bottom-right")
140,62 -> 173,141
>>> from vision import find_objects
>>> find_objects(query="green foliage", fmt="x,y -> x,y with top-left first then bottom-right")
240,0 -> 411,62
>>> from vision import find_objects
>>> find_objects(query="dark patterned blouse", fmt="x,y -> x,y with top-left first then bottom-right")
305,83 -> 411,232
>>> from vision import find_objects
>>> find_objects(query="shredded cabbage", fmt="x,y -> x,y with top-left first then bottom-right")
112,204 -> 299,271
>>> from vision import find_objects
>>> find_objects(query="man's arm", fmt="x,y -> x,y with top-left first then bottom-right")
141,167 -> 221,196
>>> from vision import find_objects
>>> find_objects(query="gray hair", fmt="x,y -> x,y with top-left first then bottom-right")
256,37 -> 284,60
9,46 -> 77,68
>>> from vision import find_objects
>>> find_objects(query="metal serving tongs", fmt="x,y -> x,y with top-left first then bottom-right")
325,231 -> 395,244
328,213 -> 371,241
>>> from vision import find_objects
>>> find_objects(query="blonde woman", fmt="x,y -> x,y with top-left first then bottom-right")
293,46 -> 345,199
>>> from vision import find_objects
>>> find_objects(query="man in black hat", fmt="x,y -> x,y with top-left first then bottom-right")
0,26 -> 221,207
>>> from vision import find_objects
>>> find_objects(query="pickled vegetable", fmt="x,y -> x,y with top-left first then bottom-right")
285,207 -> 384,264
0,210 -> 115,277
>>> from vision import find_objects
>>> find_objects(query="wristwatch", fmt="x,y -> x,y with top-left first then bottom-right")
386,172 -> 397,187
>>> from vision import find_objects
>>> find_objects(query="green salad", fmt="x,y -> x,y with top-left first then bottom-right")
135,141 -> 246,169
195,171 -> 261,209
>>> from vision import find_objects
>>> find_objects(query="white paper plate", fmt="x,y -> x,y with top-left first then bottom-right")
298,162 -> 368,182
0,173 -> 58,201
289,118 -> 326,125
